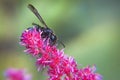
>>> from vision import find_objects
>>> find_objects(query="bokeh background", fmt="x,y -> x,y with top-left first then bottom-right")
0,0 -> 120,80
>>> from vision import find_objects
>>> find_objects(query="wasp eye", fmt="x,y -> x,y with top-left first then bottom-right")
50,35 -> 56,41
49,34 -> 57,46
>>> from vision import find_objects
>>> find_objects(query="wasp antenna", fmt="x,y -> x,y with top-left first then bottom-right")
58,40 -> 65,48
28,4 -> 48,28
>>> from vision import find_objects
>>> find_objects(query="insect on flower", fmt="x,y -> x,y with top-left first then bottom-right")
28,4 -> 65,47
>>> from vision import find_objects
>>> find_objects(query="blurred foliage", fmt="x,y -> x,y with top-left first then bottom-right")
0,0 -> 120,80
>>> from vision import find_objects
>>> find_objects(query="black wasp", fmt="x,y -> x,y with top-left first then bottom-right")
28,4 -> 65,47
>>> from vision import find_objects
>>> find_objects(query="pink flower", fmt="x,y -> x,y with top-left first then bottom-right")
20,27 -> 43,55
4,68 -> 32,80
20,26 -> 102,80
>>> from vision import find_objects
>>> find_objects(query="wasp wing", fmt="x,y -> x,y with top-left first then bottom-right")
28,4 -> 48,28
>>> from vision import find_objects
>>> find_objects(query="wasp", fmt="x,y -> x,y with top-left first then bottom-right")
28,4 -> 65,47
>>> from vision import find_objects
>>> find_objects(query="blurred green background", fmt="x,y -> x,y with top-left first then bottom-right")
0,0 -> 120,80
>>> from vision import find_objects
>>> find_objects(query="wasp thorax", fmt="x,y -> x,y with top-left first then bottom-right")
41,28 -> 53,38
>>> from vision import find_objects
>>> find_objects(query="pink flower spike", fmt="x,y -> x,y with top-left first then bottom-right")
4,68 -> 32,80
20,26 -> 102,80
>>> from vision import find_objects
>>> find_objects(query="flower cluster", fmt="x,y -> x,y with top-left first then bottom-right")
4,68 -> 32,80
20,26 -> 102,80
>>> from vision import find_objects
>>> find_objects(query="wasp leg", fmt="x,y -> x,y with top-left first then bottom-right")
32,23 -> 42,28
